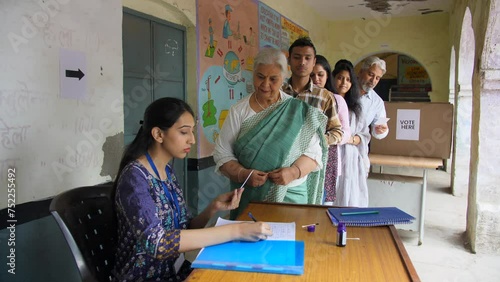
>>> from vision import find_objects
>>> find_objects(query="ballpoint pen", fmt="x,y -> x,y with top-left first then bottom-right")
340,211 -> 379,216
301,223 -> 319,228
248,212 -> 258,222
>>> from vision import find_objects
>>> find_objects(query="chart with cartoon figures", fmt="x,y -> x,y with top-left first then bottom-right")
197,0 -> 308,157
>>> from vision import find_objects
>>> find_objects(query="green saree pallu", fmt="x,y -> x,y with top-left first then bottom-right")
230,97 -> 328,219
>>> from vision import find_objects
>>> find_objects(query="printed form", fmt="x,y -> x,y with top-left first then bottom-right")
215,217 -> 296,241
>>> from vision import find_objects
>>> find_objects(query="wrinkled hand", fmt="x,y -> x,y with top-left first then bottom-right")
374,124 -> 388,134
268,167 -> 296,185
247,170 -> 268,187
212,188 -> 244,211
238,222 -> 273,241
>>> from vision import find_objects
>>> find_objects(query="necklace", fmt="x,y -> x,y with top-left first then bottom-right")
254,93 -> 280,110
254,94 -> 266,110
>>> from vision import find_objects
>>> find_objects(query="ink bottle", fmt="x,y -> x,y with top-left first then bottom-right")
336,222 -> 346,247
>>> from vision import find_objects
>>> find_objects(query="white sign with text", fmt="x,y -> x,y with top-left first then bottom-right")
396,109 -> 420,140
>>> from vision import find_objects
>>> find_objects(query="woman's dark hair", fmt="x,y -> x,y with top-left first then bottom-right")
112,97 -> 194,199
332,61 -> 362,119
334,59 -> 354,69
314,55 -> 335,93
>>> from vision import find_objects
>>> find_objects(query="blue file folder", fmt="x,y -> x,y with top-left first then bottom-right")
327,207 -> 415,227
192,240 -> 305,275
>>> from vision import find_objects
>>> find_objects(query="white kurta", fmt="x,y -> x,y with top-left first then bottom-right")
334,111 -> 371,207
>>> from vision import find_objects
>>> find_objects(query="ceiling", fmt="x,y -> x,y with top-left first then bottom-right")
304,0 -> 452,21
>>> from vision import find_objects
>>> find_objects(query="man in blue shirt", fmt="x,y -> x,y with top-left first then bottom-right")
357,56 -> 389,139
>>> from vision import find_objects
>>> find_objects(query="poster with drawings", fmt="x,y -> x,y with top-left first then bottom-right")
197,0 -> 308,157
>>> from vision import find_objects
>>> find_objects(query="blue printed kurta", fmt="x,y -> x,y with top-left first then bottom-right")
112,161 -> 192,281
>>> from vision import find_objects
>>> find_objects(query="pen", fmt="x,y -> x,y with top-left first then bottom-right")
341,211 -> 379,216
301,223 -> 319,228
248,212 -> 258,222
240,170 -> 254,189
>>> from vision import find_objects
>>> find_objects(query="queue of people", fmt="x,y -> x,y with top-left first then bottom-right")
111,37 -> 389,281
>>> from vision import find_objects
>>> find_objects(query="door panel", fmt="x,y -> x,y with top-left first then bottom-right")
154,80 -> 184,101
123,13 -> 151,78
153,23 -> 184,82
123,77 -> 152,137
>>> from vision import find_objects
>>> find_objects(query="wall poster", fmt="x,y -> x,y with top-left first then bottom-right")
397,54 -> 431,85
196,0 -> 308,157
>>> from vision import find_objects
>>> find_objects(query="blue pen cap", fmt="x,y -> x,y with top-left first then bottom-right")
337,222 -> 346,232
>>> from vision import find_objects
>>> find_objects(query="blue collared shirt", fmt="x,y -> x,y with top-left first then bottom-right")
359,89 -> 389,139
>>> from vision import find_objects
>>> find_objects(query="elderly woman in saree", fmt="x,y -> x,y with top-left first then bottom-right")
214,47 -> 328,219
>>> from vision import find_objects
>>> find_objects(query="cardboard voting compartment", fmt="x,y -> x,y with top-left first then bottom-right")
370,102 -> 453,159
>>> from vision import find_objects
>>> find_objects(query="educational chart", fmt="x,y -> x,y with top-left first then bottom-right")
197,0 -> 308,157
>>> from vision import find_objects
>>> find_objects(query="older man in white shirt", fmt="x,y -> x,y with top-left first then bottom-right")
357,56 -> 389,139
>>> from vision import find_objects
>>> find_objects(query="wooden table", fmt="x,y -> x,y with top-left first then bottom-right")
187,202 -> 420,282
369,153 -> 442,245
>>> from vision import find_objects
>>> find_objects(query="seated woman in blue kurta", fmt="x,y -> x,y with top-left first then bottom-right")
111,98 -> 272,281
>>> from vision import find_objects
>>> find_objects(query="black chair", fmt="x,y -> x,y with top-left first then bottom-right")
49,183 -> 117,282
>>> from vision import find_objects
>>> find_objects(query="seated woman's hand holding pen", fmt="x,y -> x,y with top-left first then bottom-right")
235,221 -> 273,241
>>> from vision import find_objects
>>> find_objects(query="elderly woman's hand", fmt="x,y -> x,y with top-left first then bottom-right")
268,167 -> 297,185
246,170 -> 268,187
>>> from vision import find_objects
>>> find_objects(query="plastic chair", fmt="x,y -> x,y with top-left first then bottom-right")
49,183 -> 116,282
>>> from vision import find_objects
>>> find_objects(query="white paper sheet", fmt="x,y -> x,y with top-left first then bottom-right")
215,217 -> 296,241
374,117 -> 390,125
396,109 -> 420,140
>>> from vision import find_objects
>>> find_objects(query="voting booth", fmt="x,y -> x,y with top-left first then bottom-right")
370,102 -> 453,159
368,102 -> 453,245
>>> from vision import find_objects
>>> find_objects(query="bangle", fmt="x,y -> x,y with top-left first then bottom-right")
237,167 -> 245,182
292,164 -> 302,179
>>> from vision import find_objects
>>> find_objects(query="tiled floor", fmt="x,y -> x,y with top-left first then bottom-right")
391,168 -> 500,282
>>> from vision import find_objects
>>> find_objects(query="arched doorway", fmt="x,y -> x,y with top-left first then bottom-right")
451,8 -> 474,197
354,52 -> 432,103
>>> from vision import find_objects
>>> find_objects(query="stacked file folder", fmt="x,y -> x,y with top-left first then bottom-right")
327,207 -> 415,227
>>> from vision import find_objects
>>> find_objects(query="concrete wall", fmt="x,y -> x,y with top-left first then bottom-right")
1,0 -> 124,208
